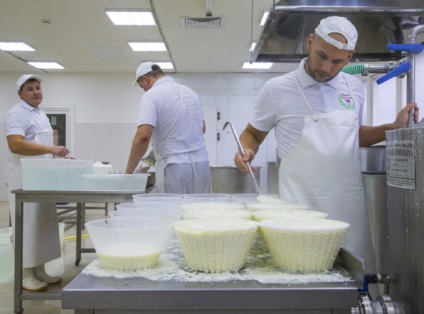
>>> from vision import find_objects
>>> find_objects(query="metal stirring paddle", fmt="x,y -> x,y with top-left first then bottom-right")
223,121 -> 260,195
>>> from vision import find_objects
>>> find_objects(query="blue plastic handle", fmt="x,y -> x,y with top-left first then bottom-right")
376,62 -> 411,85
387,44 -> 424,54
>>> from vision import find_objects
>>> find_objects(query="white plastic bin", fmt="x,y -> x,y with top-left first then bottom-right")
21,158 -> 94,190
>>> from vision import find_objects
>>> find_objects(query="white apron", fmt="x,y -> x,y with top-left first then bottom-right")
279,72 -> 376,275
6,129 -> 61,268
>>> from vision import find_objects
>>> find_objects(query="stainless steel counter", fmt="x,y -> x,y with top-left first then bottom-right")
12,189 -> 143,314
61,249 -> 363,314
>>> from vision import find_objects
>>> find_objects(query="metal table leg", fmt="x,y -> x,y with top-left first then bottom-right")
75,203 -> 82,266
14,200 -> 23,314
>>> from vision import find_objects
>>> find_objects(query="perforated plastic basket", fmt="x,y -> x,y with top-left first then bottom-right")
259,218 -> 349,272
174,218 -> 258,272
85,217 -> 174,271
253,209 -> 328,221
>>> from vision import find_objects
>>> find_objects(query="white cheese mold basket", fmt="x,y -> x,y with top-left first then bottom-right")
174,218 -> 258,273
259,218 -> 349,273
253,209 -> 328,221
85,217 -> 174,271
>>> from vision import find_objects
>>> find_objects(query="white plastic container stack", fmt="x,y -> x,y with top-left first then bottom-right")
132,193 -> 183,203
174,218 -> 258,272
110,208 -> 182,221
82,174 -> 149,191
21,158 -> 94,190
182,208 -> 252,220
259,218 -> 349,272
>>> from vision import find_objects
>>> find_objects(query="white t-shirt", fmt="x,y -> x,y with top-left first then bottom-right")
5,100 -> 52,141
137,76 -> 209,163
251,59 -> 365,159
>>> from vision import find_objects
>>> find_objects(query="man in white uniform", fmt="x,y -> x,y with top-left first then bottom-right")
125,62 -> 211,194
4,74 -> 70,291
234,17 -> 419,284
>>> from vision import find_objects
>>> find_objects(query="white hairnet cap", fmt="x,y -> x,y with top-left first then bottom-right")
16,74 -> 42,91
315,16 -> 358,50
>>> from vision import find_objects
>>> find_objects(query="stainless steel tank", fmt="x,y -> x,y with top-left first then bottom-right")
210,166 -> 260,194
360,146 -> 389,275
385,127 -> 424,314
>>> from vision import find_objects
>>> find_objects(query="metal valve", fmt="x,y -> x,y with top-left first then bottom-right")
352,294 -> 397,314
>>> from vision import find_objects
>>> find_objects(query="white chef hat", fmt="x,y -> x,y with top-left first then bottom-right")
315,16 -> 358,51
16,74 -> 42,91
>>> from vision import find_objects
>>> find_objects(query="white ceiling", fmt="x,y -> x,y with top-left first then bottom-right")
0,0 -> 298,74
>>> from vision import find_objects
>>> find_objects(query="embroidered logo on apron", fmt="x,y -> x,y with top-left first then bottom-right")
338,93 -> 355,110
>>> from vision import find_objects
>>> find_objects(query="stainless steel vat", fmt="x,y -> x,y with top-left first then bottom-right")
385,127 -> 424,314
361,145 -> 388,276
360,145 -> 386,172
210,166 -> 260,194
362,173 -> 389,276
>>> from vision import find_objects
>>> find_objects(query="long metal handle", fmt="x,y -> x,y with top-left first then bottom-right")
223,121 -> 260,194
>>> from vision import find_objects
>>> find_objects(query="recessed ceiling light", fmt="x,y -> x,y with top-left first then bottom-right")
106,11 -> 155,25
250,42 -> 256,52
28,62 -> 64,70
129,42 -> 167,51
242,62 -> 273,70
260,11 -> 269,26
0,42 -> 35,51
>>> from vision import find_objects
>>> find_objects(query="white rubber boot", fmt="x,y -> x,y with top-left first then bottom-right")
22,268 -> 48,292
34,264 -> 62,285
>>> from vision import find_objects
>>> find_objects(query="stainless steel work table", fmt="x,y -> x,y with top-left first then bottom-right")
12,189 -> 143,314
61,249 -> 364,313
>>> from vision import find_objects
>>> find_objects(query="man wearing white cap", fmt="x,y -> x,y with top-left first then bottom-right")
125,62 -> 211,194
4,74 -> 70,291
234,16 -> 419,283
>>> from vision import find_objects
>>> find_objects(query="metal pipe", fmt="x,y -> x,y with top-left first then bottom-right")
406,25 -> 424,128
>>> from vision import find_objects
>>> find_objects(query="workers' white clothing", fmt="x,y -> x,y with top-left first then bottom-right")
4,100 -> 60,268
250,60 -> 376,275
137,76 -> 211,193
251,59 -> 365,159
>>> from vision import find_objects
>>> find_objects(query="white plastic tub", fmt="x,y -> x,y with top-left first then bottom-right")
83,174 -> 149,191
21,158 -> 94,190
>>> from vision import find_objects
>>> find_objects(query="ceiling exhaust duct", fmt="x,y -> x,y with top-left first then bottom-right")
252,0 -> 424,63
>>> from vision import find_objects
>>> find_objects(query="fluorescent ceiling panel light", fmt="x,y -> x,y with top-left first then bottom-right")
250,42 -> 256,52
129,42 -> 167,51
28,62 -> 64,69
0,42 -> 35,51
106,11 -> 155,25
242,62 -> 273,70
260,11 -> 269,26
